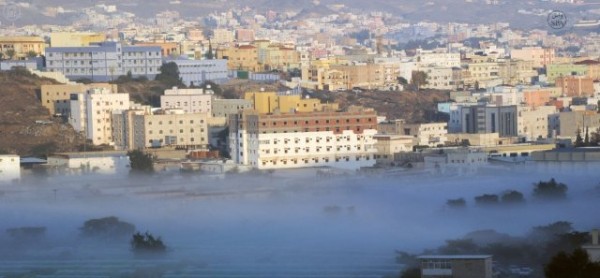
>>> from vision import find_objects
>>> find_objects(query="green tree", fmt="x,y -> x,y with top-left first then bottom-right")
545,248 -> 600,278
5,49 -> 16,60
155,62 -> 184,88
131,232 -> 167,255
533,178 -> 568,200
127,150 -> 154,173
575,128 -> 584,147
584,127 -> 590,146
26,50 -> 37,58
410,71 -> 428,91
397,76 -> 408,85
205,40 -> 214,60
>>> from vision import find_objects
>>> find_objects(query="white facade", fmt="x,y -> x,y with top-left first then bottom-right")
517,105 -> 556,141
164,58 -> 229,87
161,87 -> 213,114
416,50 -> 461,68
422,66 -> 455,90
69,88 -> 130,146
424,148 -> 488,175
46,152 -> 129,175
0,155 -> 20,183
46,42 -> 162,82
231,129 -> 378,170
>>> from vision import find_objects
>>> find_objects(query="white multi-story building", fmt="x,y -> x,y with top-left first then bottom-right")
379,120 -> 448,147
416,49 -> 461,68
69,88 -> 130,146
422,66 -> 456,90
164,58 -> 229,87
229,108 -> 379,170
0,155 -> 20,183
161,87 -> 213,114
45,42 -> 162,82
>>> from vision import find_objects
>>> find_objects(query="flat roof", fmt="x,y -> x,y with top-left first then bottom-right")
419,255 -> 492,260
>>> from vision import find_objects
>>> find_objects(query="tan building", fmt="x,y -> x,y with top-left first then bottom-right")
244,91 -> 338,114
555,75 -> 595,97
134,41 -> 180,57
373,134 -> 415,164
329,63 -> 384,90
497,59 -> 537,85
511,46 -> 555,68
257,44 -> 300,71
0,36 -> 46,59
217,45 -> 259,71
50,32 -> 106,47
212,29 -> 235,45
517,105 -> 556,141
41,83 -> 118,115
113,109 -> 209,150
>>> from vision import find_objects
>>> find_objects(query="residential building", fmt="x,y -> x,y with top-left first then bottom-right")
523,89 -> 552,108
229,107 -> 378,170
0,36 -> 45,58
446,133 -> 500,147
329,63 -> 384,90
134,41 -> 180,57
45,42 -> 162,82
378,120 -> 448,147
164,58 -> 229,86
212,28 -> 235,45
373,134 -> 415,164
244,91 -> 338,114
50,32 -> 106,47
0,155 -> 20,183
546,63 -> 587,84
555,110 -> 600,140
46,151 -> 129,175
418,255 -> 493,278
575,60 -> 600,80
583,229 -> 600,262
424,148 -> 488,175
256,43 -> 301,71
416,49 -> 461,68
461,105 -> 518,137
511,46 -> 555,68
555,75 -> 595,97
212,98 -> 253,118
69,88 -> 130,146
217,45 -> 259,71
160,87 -> 213,114
41,83 -> 118,115
517,105 -> 556,141
235,28 -> 256,42
422,66 -> 456,90
118,109 -> 209,150
497,59 -> 537,86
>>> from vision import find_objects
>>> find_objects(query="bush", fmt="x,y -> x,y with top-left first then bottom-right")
127,150 -> 154,173
545,248 -> 600,278
501,190 -> 525,204
474,194 -> 499,206
533,178 -> 568,200
80,216 -> 135,240
131,232 -> 167,255
446,198 -> 466,208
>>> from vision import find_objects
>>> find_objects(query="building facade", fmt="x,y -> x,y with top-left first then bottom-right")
41,83 -> 118,115
164,58 -> 229,86
229,107 -> 378,170
419,255 -> 493,278
0,36 -> 45,59
160,87 -> 213,114
461,105 -> 518,137
0,155 -> 20,183
69,88 -> 130,146
46,42 -> 162,82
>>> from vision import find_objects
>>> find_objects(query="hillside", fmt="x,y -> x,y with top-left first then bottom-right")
0,69 -> 83,157
314,89 -> 451,124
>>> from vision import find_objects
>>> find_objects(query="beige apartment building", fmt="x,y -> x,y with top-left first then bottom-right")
41,83 -> 118,115
49,32 -> 106,47
161,87 -> 213,114
510,46 -> 555,68
0,36 -> 46,59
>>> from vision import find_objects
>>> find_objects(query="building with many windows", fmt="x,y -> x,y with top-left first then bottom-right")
460,105 -> 518,137
69,88 -> 130,146
418,255 -> 493,278
164,58 -> 229,86
229,107 -> 378,170
160,87 -> 213,114
0,36 -> 45,59
41,83 -> 118,115
45,42 -> 162,82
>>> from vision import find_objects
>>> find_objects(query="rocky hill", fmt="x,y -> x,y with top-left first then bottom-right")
0,69 -> 83,157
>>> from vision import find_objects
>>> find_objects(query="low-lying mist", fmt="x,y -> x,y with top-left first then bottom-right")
0,164 -> 598,277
